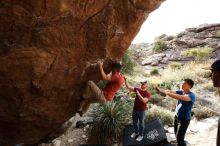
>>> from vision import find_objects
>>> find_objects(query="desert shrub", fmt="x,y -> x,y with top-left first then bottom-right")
147,84 -> 165,105
147,84 -> 158,94
192,105 -> 217,120
195,70 -> 211,79
150,68 -> 159,76
202,71 -> 212,78
160,97 -> 176,111
200,82 -> 214,91
152,40 -> 168,52
149,94 -> 165,104
121,51 -> 136,75
168,62 -> 182,70
215,30 -> 220,37
88,100 -> 132,144
159,81 -> 174,90
146,106 -> 174,125
181,47 -> 213,61
196,48 -> 213,60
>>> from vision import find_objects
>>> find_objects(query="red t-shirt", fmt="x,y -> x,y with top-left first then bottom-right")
133,87 -> 151,111
103,73 -> 124,101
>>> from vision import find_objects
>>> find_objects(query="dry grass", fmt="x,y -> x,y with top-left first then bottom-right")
168,61 -> 182,70
145,60 -> 214,92
192,105 -> 218,120
181,48 -> 214,61
125,65 -> 149,84
146,105 -> 174,125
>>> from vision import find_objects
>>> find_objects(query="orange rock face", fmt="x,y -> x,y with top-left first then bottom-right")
0,0 -> 163,145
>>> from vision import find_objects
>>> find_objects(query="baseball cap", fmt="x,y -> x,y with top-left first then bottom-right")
140,80 -> 148,85
203,59 -> 220,70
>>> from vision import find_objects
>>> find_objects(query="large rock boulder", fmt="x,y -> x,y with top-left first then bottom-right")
141,53 -> 166,66
0,0 -> 163,145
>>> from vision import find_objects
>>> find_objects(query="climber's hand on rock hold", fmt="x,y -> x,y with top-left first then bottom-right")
98,61 -> 103,69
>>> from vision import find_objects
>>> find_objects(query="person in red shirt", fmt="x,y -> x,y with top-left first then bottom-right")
77,61 -> 124,116
124,78 -> 151,141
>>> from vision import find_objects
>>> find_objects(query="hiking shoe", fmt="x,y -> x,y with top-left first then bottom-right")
130,132 -> 138,138
80,95 -> 86,101
76,96 -> 86,117
136,135 -> 143,141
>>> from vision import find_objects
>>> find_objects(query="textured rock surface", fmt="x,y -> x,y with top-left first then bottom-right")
0,0 -> 163,145
141,53 -> 166,65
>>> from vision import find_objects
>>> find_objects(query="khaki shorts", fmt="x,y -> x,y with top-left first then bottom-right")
82,80 -> 106,103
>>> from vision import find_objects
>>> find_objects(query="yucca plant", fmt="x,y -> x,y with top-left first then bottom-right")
88,100 -> 132,144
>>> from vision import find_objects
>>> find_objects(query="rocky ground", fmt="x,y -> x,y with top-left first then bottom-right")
39,114 -> 88,146
166,116 -> 218,146
38,115 -> 218,146
186,116 -> 218,146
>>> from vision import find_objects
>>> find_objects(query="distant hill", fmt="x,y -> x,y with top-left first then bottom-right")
129,23 -> 220,67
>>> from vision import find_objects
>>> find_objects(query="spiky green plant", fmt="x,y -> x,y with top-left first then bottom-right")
88,100 -> 132,144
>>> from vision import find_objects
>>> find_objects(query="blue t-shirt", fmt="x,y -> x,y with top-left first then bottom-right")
175,90 -> 196,120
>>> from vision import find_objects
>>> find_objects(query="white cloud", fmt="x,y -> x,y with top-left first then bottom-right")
132,0 -> 220,44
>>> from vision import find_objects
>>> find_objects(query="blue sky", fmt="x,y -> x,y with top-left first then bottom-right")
132,0 -> 220,44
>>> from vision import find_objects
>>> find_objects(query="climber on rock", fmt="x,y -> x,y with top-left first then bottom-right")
76,61 -> 125,117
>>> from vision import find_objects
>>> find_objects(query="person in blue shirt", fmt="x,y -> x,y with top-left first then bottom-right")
156,79 -> 196,146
